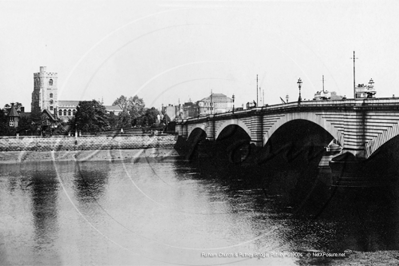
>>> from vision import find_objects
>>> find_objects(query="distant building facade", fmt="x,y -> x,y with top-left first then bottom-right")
182,102 -> 198,118
162,93 -> 234,120
7,103 -> 20,128
198,93 -> 233,115
162,104 -> 180,121
30,66 -> 122,123
104,105 -> 123,115
41,109 -> 58,135
31,66 -> 58,114
57,100 -> 79,121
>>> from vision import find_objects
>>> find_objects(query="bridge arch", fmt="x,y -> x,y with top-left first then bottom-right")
215,119 -> 252,140
366,122 -> 399,158
264,112 -> 343,146
187,123 -> 208,140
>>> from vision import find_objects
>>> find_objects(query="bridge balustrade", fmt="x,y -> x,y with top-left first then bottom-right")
175,97 -> 399,160
177,98 -> 399,124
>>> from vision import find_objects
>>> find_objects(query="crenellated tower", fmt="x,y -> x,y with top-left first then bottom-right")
31,66 -> 58,113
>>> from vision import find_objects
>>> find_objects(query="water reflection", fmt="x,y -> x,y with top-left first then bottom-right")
73,162 -> 110,203
177,155 -> 399,256
1,149 -> 399,265
30,170 -> 59,244
27,165 -> 62,264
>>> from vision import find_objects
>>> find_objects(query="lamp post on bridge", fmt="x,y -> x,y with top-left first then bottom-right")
232,94 -> 235,114
297,78 -> 302,104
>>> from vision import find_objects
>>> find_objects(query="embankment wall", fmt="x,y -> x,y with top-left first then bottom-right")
0,135 -> 176,151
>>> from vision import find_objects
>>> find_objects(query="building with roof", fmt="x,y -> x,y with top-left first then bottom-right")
31,66 -> 122,123
197,93 -> 233,115
103,105 -> 123,115
31,67 -> 78,122
41,109 -> 58,135
31,66 -> 58,114
182,102 -> 198,118
57,100 -> 79,121
162,104 -> 180,121
4,102 -> 25,115
161,93 -> 234,120
7,103 -> 20,128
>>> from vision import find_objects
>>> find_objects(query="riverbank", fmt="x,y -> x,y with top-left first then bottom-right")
0,135 -> 176,151
0,148 -> 179,164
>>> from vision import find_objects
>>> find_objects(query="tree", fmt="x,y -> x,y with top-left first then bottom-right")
113,95 -> 129,112
128,95 -> 145,119
107,112 -> 118,130
141,107 -> 160,127
117,111 -> 131,129
0,109 -> 8,135
17,115 -> 32,135
74,100 -> 109,134
29,110 -> 42,136
112,94 -> 145,122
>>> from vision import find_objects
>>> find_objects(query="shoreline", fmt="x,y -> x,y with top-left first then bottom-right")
0,148 -> 180,164
0,135 -> 176,152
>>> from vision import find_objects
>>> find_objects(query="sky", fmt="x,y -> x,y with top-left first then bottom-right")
1,0 -> 399,112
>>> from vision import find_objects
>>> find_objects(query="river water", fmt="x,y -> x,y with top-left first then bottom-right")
1,148 -> 399,265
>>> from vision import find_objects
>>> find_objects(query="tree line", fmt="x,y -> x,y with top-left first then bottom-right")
0,95 -> 171,136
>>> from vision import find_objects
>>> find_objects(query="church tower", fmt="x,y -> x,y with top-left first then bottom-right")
31,66 -> 58,113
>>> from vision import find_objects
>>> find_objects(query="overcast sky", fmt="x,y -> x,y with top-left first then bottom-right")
1,0 -> 399,111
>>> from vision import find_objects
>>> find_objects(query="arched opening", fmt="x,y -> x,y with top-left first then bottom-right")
68,109 -> 72,116
255,120 -> 336,213
215,120 -> 251,141
185,128 -> 207,161
63,109 -> 67,116
261,119 -> 334,166
216,125 -> 251,164
187,128 -> 207,143
363,135 -> 399,183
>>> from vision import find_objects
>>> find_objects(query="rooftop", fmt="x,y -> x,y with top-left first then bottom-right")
104,105 -> 123,111
8,104 -> 19,117
200,93 -> 233,102
58,100 -> 80,107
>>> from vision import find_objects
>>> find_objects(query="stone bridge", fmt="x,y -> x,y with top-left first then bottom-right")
175,98 -> 399,159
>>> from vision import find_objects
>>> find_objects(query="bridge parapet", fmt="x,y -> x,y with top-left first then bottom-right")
176,98 -> 399,159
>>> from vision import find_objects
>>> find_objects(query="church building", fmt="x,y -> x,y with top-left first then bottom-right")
31,66 -> 58,114
31,66 -> 122,123
31,66 -> 80,122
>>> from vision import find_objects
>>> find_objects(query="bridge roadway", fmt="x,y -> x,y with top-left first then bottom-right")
175,98 -> 399,159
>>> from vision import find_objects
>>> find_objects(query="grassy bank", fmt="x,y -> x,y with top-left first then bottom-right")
0,135 -> 176,152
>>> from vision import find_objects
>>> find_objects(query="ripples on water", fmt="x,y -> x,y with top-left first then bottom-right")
0,149 -> 398,265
